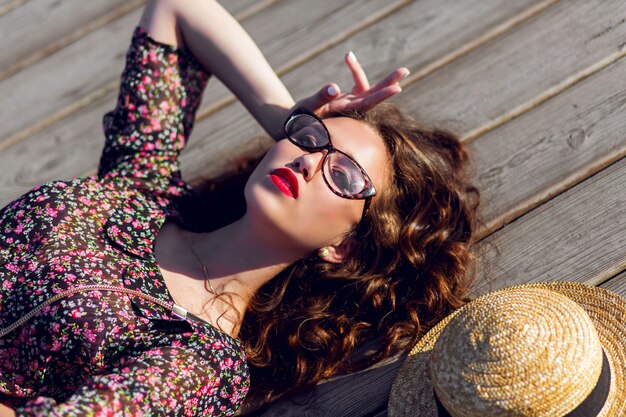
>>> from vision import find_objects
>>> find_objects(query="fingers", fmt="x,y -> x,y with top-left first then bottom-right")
296,83 -> 342,114
345,51 -> 370,95
371,67 -> 410,91
351,84 -> 402,110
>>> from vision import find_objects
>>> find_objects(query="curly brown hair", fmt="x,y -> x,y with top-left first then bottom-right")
190,103 -> 479,405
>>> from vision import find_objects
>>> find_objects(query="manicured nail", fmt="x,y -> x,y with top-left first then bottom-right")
327,85 -> 339,96
347,51 -> 357,63
400,68 -> 411,78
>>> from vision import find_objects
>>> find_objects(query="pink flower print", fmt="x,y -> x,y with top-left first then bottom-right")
2,280 -> 12,290
27,359 -> 39,372
5,263 -> 18,273
159,101 -> 170,113
149,117 -> 162,131
143,142 -> 155,151
71,309 -> 85,319
149,49 -> 158,63
128,113 -> 137,122
131,220 -> 142,229
84,330 -> 97,343
137,83 -> 146,93
141,75 -> 152,85
51,340 -> 62,352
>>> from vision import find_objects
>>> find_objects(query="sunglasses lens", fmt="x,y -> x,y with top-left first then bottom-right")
323,152 -> 366,196
286,115 -> 329,148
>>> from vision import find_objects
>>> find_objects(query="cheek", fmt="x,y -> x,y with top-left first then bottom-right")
302,181 -> 362,232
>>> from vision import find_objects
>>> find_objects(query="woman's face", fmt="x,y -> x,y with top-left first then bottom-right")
245,116 -> 390,253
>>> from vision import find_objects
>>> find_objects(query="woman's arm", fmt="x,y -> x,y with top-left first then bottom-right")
141,0 -> 295,140
140,0 -> 408,140
0,403 -> 15,417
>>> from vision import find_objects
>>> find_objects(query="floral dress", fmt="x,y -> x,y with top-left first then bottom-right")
0,27 -> 249,416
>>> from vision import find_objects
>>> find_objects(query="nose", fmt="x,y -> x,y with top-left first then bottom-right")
291,150 -> 326,182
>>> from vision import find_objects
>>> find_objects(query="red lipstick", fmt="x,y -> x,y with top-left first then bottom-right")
269,168 -> 299,199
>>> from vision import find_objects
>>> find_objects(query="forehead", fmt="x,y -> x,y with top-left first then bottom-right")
323,116 -> 390,188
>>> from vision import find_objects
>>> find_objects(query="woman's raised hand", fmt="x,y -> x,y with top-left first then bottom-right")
296,52 -> 410,116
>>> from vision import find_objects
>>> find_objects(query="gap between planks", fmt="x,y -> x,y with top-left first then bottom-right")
0,0 -> 146,82
0,0 -> 282,153
0,0 -> 25,17
473,52 -> 626,242
193,0 -> 413,121
400,0 -> 560,92
0,0 -> 281,82
0,0 -> 413,155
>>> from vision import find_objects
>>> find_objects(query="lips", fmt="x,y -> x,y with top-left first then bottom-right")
269,168 -> 299,199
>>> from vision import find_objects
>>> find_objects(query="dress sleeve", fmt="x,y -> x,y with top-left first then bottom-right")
98,26 -> 210,183
13,345 -> 248,417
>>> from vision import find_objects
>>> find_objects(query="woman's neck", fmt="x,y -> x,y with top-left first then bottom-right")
157,214 -> 307,336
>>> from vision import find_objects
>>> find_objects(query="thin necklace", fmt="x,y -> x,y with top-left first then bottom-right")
190,237 -> 216,294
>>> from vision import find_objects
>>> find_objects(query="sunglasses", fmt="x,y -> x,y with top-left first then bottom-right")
283,108 -> 376,216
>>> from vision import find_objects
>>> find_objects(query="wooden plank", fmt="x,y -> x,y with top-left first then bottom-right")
0,0 -> 393,153
0,0 -> 24,16
196,0 -> 407,119
469,55 -> 626,238
228,0 -> 279,21
243,348 -> 405,417
0,0 -> 411,205
0,0 -> 141,80
184,0 -> 544,179
0,0 -> 267,80
599,270 -> 626,298
0,7 -> 146,145
472,157 -> 626,297
393,0 -> 626,138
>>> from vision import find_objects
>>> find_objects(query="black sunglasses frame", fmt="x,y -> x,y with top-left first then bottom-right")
283,107 -> 376,217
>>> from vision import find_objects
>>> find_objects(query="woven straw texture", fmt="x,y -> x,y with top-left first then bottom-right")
387,282 -> 626,417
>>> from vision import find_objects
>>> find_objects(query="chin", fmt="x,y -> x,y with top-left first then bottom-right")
246,187 -> 324,255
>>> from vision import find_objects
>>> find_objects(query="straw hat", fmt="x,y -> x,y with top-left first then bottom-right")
388,282 -> 626,416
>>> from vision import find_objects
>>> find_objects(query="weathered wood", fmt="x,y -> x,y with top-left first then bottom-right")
183,0 -> 544,179
0,0 -> 394,153
599,270 -> 626,298
472,157 -> 626,296
469,55 -> 626,238
0,0 -> 267,81
242,350 -> 405,417
393,0 -> 626,138
0,0 -> 24,17
0,0 -> 142,80
0,0 -> 411,204
196,0 -> 409,118
247,154 -> 626,415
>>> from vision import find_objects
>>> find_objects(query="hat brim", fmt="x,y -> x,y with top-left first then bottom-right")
387,281 -> 626,417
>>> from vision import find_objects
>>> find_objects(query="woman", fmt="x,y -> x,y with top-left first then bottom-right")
0,0 -> 478,415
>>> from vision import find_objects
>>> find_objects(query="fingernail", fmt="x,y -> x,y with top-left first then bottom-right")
347,51 -> 357,63
327,85 -> 339,96
401,68 -> 411,78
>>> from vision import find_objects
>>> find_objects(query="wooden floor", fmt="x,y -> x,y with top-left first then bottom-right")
1,0 -> 625,415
